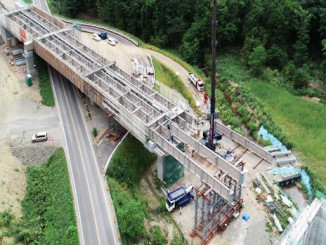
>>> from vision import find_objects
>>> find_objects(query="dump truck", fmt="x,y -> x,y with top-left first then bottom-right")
166,185 -> 193,212
188,72 -> 205,92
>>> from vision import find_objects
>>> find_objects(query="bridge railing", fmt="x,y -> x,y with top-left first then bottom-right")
32,6 -> 65,29
2,15 -> 33,42
149,128 -> 231,200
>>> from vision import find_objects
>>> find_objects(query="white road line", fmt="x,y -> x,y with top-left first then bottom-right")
104,132 -> 129,173
49,69 -> 85,245
60,76 -> 102,245
97,139 -> 104,147
74,88 -> 120,244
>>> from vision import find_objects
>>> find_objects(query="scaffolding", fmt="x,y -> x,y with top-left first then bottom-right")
190,181 -> 243,245
106,112 -> 126,141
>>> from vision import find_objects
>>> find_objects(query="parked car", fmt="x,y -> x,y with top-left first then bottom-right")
92,33 -> 101,41
107,37 -> 117,46
31,132 -> 48,143
111,37 -> 118,43
98,32 -> 107,40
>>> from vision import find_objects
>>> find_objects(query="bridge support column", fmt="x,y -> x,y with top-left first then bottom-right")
0,26 -> 14,47
157,154 -> 184,186
1,27 -> 11,41
24,42 -> 36,77
157,155 -> 166,181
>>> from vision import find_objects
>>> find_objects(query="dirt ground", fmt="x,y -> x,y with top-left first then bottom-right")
0,42 -> 63,216
140,164 -> 183,244
166,135 -> 278,245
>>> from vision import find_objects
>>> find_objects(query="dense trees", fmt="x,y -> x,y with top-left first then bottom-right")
57,0 -> 325,76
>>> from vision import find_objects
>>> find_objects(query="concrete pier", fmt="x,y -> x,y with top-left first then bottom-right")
23,43 -> 36,77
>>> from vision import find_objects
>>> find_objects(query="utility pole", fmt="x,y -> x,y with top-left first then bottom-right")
209,0 -> 217,149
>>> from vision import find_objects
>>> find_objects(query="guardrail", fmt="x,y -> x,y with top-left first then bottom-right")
59,19 -> 139,47
215,121 -> 275,163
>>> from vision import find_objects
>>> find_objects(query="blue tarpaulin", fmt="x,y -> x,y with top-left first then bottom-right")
242,213 -> 249,222
301,170 -> 313,200
258,125 -> 287,152
269,166 -> 301,176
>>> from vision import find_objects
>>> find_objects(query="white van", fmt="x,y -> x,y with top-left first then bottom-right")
31,132 -> 48,143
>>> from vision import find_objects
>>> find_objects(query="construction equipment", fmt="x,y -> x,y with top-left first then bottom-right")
166,185 -> 194,212
188,72 -> 205,92
203,0 -> 220,151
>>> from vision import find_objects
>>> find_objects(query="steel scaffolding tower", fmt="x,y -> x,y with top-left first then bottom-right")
190,181 -> 243,244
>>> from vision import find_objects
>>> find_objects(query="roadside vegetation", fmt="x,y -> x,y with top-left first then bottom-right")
35,55 -> 55,107
152,57 -> 197,110
215,49 -> 325,193
145,45 -> 208,88
107,134 -> 185,244
22,0 -> 32,4
0,148 -> 78,244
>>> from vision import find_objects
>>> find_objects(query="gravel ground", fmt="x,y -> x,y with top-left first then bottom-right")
10,142 -> 58,166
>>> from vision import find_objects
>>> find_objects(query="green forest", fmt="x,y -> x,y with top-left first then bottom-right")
57,0 -> 325,78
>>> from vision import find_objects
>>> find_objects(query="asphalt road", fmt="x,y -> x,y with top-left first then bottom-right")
29,1 -> 121,244
50,69 -> 119,245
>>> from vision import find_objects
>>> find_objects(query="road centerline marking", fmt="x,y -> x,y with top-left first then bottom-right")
74,88 -> 119,244
60,76 -> 102,245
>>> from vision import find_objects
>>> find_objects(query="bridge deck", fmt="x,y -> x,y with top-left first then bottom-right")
1,6 -> 247,202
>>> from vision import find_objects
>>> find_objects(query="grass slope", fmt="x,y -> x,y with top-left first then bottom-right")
152,57 -> 197,110
108,134 -> 186,244
107,134 -> 156,244
248,81 -> 326,191
35,56 -> 55,107
17,148 -> 78,244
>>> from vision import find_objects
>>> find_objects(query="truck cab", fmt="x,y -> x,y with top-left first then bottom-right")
188,73 -> 205,92
166,185 -> 193,212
